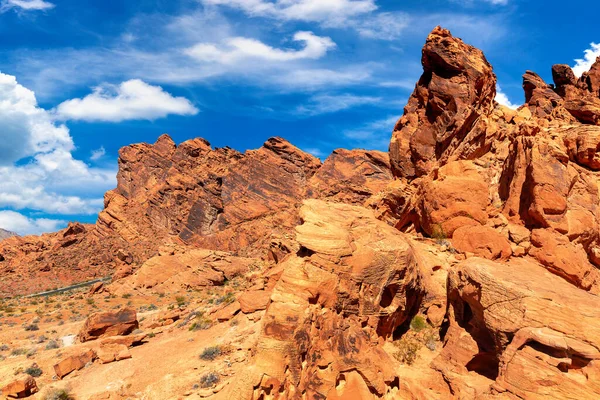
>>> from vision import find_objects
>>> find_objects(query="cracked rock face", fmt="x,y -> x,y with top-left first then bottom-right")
4,26 -> 600,400
229,199 -> 423,399
443,257 -> 600,399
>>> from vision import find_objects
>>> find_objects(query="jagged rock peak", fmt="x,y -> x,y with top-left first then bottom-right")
389,26 -> 497,179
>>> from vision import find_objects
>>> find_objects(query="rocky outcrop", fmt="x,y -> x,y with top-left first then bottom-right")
0,228 -> 17,241
0,136 -> 396,297
108,249 -> 256,295
54,349 -> 97,379
0,222 -> 129,297
97,136 -> 321,258
1,375 -> 37,398
441,257 -> 600,398
308,149 -> 393,204
229,200 -> 424,399
389,26 -> 498,178
78,308 -> 138,342
4,25 -> 600,400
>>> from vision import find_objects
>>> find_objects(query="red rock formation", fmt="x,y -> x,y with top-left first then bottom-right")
1,375 -> 37,398
53,349 -> 97,379
4,25 -> 600,400
78,308 -> 138,342
229,200 -> 424,399
389,26 -> 497,178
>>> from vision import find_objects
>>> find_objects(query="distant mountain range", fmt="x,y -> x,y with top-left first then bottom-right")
0,228 -> 18,241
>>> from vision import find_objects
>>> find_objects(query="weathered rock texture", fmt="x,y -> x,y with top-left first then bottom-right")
389,26 -> 498,178
3,25 -> 600,400
228,200 -> 423,399
0,137 -> 394,297
78,308 -> 138,342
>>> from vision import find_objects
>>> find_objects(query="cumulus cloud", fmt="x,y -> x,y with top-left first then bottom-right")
0,210 -> 64,236
573,43 -> 600,78
90,147 -> 106,161
55,79 -> 198,122
0,71 -> 116,232
495,85 -> 519,110
186,31 -> 335,64
0,0 -> 54,12
294,94 -> 381,116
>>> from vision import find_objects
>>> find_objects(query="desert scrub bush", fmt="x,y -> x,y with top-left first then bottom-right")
121,293 -> 132,299
214,292 -> 235,305
409,315 -> 429,332
200,346 -> 221,361
189,314 -> 213,331
175,296 -> 187,307
11,348 -> 26,356
24,323 -> 39,331
393,336 -> 420,365
431,224 -> 446,240
43,388 -> 74,400
199,372 -> 220,388
45,340 -> 60,350
0,344 -> 9,351
25,365 -> 43,377
86,298 -> 95,305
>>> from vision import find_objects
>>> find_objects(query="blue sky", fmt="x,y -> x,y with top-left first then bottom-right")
0,0 -> 599,235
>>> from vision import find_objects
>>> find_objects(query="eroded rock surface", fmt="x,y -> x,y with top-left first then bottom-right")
229,199 -> 423,399
2,25 -> 600,400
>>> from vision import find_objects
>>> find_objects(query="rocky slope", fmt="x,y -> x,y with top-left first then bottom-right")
0,228 -> 17,241
2,25 -> 600,399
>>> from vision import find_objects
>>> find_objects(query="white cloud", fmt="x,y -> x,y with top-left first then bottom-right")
202,0 -> 377,24
495,85 -> 519,109
356,12 -> 410,40
573,43 -> 600,78
0,71 -> 116,232
294,94 -> 380,116
186,31 -> 335,64
201,0 -> 409,40
0,0 -> 54,12
90,146 -> 106,161
0,210 -> 65,236
342,115 -> 397,150
55,79 -> 199,122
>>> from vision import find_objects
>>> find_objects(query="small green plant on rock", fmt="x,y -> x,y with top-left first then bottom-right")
200,346 -> 221,361
43,388 -> 74,400
199,372 -> 220,388
409,315 -> 428,332
25,365 -> 43,377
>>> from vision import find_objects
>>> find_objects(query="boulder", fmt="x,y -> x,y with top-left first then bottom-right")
238,290 -> 271,314
417,161 -> 489,238
53,349 -> 97,379
97,343 -> 132,364
1,375 -> 37,398
452,225 -> 512,260
212,301 -> 241,322
78,308 -> 138,342
441,257 -> 600,398
100,333 -> 146,348
529,228 -> 600,293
